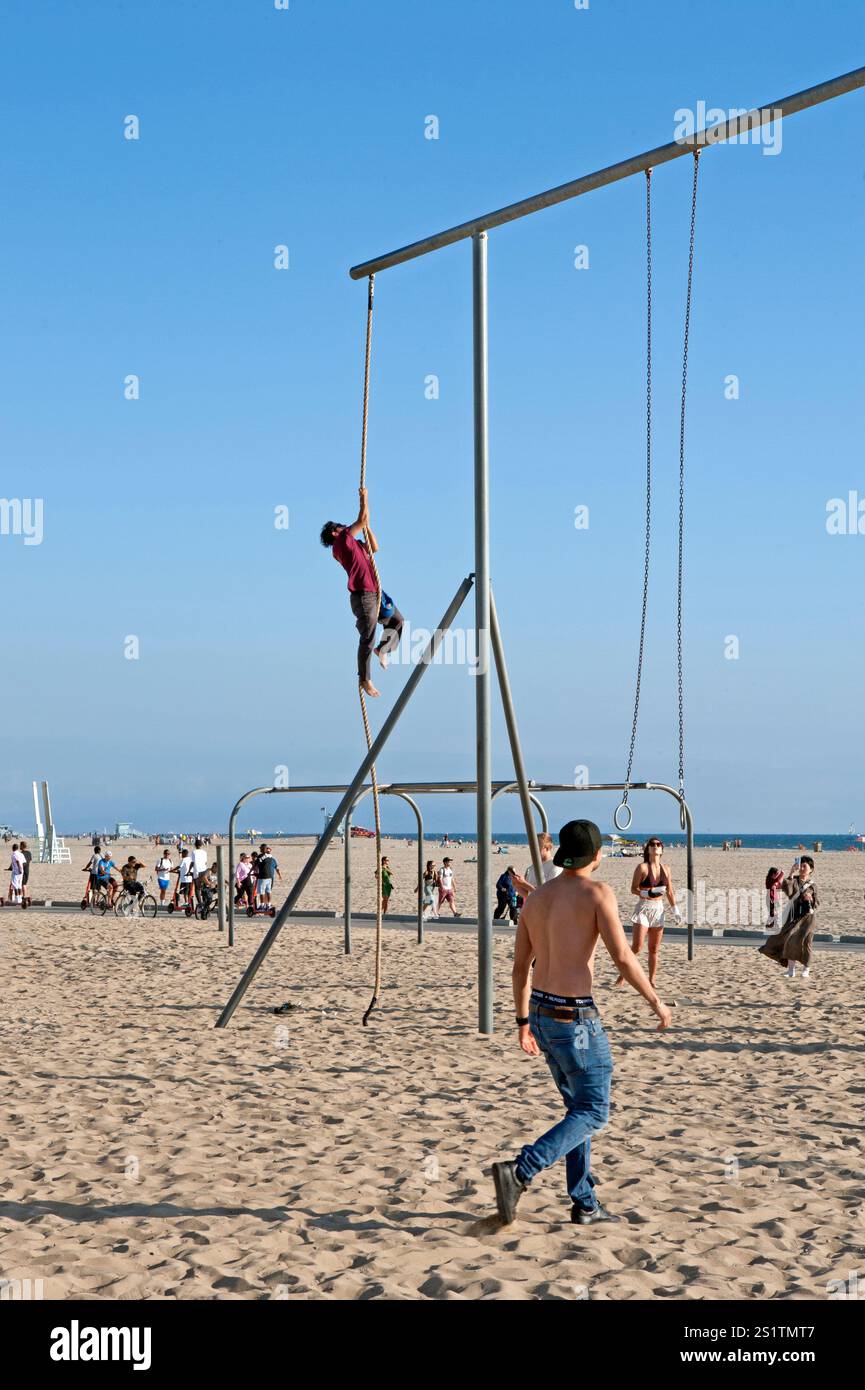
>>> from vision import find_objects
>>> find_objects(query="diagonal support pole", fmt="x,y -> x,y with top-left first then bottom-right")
489,588 -> 545,889
215,574 -> 475,1028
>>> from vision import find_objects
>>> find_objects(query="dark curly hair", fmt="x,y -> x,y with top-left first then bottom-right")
320,521 -> 342,548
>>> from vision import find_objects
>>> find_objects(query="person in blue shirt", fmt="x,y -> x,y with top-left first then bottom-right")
96,853 -> 121,906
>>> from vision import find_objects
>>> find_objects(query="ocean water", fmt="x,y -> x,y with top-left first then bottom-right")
392,832 -> 862,853
261,830 -> 863,853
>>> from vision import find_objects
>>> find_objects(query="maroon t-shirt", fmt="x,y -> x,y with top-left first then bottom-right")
331,529 -> 377,593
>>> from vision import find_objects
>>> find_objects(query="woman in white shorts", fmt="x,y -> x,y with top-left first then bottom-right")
418,860 -> 438,920
614,836 -> 679,988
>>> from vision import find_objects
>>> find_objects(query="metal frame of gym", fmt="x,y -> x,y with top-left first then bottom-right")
217,65 -> 865,1031
221,779 -> 695,952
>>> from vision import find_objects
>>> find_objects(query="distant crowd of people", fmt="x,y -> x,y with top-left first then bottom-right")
82,838 -> 219,913
233,846 -> 283,911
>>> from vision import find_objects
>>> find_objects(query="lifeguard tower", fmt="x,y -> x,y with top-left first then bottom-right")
32,780 -> 71,864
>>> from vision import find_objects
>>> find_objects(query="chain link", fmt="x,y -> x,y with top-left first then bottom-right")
622,169 -> 653,808
678,153 -> 700,808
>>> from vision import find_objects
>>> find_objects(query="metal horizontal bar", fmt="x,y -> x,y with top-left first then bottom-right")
240,779 -> 670,797
350,65 -> 865,278
248,781 -> 540,797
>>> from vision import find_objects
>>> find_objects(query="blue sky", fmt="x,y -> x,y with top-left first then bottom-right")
1,0 -> 863,837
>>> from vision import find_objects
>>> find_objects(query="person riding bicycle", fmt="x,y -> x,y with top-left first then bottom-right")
120,856 -> 146,901
82,843 -> 103,905
191,837 -> 209,907
95,851 -> 121,905
197,863 -> 217,919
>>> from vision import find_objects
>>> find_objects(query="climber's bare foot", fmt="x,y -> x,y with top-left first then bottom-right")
377,648 -> 388,671
361,680 -> 381,698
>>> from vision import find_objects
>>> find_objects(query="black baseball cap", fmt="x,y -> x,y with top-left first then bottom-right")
553,819 -> 603,869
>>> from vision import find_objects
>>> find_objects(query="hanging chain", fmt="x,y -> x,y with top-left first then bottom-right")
621,168 -> 653,810
677,153 -> 700,810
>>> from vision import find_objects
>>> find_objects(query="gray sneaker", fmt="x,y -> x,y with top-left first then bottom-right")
491,1160 -> 525,1224
571,1202 -> 620,1226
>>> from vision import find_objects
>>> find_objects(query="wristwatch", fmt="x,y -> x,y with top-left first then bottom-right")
516,1016 -> 529,1027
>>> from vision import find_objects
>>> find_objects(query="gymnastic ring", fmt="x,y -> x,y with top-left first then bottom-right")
614,802 -> 633,832
679,799 -> 687,831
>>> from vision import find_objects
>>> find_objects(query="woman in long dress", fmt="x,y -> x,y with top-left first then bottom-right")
759,856 -> 818,979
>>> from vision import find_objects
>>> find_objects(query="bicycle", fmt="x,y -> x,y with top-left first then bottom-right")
114,876 -> 158,920
85,882 -> 112,915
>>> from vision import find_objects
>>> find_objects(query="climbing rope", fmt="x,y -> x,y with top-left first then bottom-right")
357,273 -> 384,1026
677,151 -> 700,827
615,169 -> 653,834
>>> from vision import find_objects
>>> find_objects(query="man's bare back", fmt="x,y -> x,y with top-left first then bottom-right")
521,872 -> 608,998
514,864 -> 671,1037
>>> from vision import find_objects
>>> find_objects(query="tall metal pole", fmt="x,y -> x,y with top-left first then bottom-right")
489,588 -> 545,888
416,812 -> 424,945
215,574 -> 474,1027
216,844 -> 226,935
473,231 -> 493,1036
685,799 -> 696,962
343,808 -> 352,954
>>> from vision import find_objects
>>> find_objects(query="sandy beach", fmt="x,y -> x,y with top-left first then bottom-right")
2,838 -> 864,1300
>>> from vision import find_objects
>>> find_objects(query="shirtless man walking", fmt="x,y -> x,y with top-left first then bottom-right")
491,819 -> 672,1226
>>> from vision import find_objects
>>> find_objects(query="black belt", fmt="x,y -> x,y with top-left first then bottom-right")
533,1004 -> 598,1022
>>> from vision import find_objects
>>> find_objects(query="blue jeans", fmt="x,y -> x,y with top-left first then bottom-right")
516,1006 -> 613,1209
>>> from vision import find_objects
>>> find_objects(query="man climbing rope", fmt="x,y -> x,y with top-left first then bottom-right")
321,486 -> 404,697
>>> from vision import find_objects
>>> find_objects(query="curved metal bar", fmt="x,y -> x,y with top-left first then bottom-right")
345,786 -> 425,947
228,786 -> 283,946
564,781 -> 695,961
490,782 -> 549,834
226,778 -> 542,949
223,777 -> 695,964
